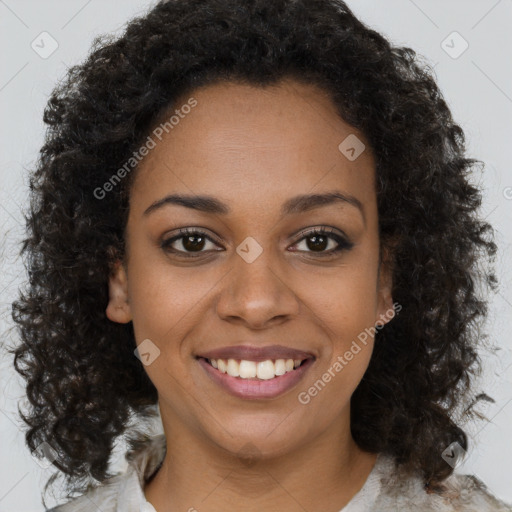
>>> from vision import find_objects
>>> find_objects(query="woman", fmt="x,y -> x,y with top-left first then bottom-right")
10,0 -> 512,510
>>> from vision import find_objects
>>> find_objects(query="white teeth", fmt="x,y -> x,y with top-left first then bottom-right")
274,359 -> 286,376
217,359 -> 227,373
239,360 -> 256,378
227,358 -> 240,377
257,360 -> 275,380
208,357 -> 305,380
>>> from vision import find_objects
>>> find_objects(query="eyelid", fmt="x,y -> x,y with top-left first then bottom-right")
294,225 -> 349,242
160,225 -> 353,257
291,226 -> 354,254
160,227 -> 219,248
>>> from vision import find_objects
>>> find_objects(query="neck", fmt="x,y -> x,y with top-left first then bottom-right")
144,410 -> 378,512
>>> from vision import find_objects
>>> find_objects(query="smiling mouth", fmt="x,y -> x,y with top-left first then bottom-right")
198,357 -> 309,380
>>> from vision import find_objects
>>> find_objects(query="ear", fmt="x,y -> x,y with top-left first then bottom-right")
106,259 -> 132,324
375,243 -> 395,328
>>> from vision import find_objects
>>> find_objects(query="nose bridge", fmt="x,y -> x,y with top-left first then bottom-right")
215,235 -> 299,327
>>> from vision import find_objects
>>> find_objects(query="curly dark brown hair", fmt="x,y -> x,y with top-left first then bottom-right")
8,0 -> 498,505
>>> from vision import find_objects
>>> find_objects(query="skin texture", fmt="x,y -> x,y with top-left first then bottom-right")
10,2 -> 501,505
106,78 -> 394,511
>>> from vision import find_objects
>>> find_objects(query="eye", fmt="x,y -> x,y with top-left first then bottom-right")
160,228 -> 221,257
160,226 -> 354,259
291,226 -> 354,256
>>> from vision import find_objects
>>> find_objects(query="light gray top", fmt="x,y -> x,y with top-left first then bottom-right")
47,434 -> 512,512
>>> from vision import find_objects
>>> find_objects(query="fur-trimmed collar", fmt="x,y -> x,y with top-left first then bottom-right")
49,434 -> 512,511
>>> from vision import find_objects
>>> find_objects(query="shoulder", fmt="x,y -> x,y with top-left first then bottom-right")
440,472 -> 512,512
374,456 -> 512,512
45,471 -> 130,512
46,433 -> 166,512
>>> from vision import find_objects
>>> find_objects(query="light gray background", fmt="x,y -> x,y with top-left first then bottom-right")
1,1 -> 511,510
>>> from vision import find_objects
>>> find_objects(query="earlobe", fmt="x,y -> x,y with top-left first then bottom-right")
105,260 -> 132,323
375,287 -> 394,327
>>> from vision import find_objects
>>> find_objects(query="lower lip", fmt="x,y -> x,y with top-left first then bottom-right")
197,357 -> 314,400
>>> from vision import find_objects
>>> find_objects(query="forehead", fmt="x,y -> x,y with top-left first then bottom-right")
129,78 -> 376,216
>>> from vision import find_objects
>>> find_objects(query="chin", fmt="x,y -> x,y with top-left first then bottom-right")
204,414 -> 310,461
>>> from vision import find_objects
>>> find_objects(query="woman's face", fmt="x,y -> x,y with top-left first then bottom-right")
107,78 -> 394,459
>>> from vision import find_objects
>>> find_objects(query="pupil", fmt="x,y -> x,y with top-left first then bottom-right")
183,235 -> 205,251
307,235 -> 327,252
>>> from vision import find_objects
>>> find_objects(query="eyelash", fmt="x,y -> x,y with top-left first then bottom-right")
160,226 -> 354,259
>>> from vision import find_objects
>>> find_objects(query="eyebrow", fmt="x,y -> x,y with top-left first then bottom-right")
143,191 -> 365,224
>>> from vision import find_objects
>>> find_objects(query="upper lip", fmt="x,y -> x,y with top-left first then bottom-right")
198,344 -> 315,362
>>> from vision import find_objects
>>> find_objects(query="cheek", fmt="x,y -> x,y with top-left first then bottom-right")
123,240 -> 214,355
296,336 -> 373,430
308,259 -> 380,334
125,251 -> 208,345
305,251 -> 379,383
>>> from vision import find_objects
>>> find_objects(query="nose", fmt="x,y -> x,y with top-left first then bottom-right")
215,245 -> 301,330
